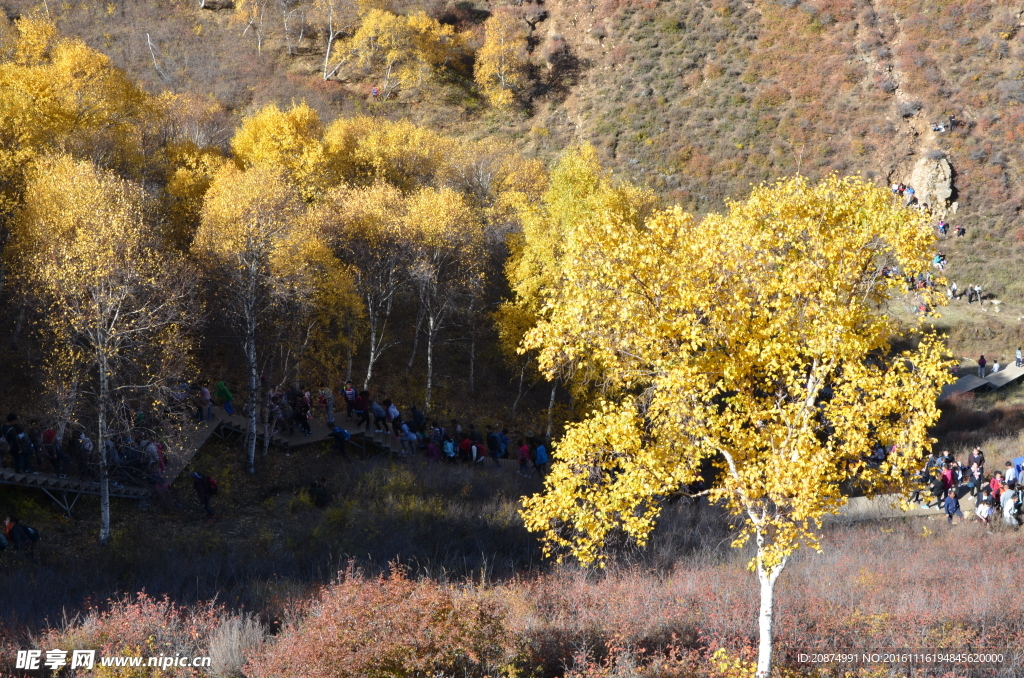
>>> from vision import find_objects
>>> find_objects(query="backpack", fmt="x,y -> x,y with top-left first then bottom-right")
207,477 -> 219,495
443,440 -> 455,457
24,526 -> 40,542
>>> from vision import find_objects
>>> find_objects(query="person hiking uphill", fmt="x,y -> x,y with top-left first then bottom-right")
215,381 -> 234,416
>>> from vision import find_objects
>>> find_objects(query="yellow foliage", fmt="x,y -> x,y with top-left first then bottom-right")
323,115 -> 455,191
194,163 -> 306,273
231,102 -> 327,201
13,11 -> 56,65
14,154 -> 151,289
12,154 -> 192,479
475,9 -> 529,108
162,142 -> 226,250
342,9 -> 468,98
0,14 -> 152,218
506,144 -> 656,317
520,175 -> 953,572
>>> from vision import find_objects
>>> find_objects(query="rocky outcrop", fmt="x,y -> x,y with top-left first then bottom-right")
908,156 -> 953,213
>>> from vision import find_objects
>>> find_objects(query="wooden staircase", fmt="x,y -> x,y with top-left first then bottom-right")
0,417 -> 222,516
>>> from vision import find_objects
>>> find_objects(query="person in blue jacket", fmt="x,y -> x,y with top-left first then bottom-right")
943,489 -> 963,525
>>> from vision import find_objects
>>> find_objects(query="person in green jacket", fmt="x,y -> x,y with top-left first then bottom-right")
215,381 -> 235,416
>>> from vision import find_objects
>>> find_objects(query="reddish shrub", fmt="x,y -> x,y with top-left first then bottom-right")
246,565 -> 518,678
36,593 -> 220,676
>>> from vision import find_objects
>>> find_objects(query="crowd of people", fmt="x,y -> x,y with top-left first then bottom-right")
0,412 -> 169,490
321,380 -> 552,477
196,378 -> 556,477
912,448 -> 1024,528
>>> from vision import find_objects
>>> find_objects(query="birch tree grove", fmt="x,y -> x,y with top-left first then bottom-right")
520,176 -> 953,678
313,182 -> 411,391
13,155 -> 194,544
404,188 -> 484,411
193,164 -> 306,474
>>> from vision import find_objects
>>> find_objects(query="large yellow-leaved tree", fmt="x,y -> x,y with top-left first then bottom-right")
342,9 -> 466,99
474,9 -> 529,108
312,182 -> 412,390
404,187 -> 484,411
13,155 -> 194,544
0,13 -> 152,292
520,175 -> 952,677
231,103 -> 328,202
501,144 -> 655,434
194,164 -> 312,473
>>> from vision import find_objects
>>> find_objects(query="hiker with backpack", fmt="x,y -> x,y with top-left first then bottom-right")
42,426 -> 69,477
367,397 -> 385,431
199,383 -> 213,421
343,381 -> 358,420
442,434 -> 457,463
398,420 -> 417,455
353,390 -> 371,428
426,433 -> 441,462
943,489 -> 963,525
533,437 -> 550,476
192,471 -> 217,522
294,397 -> 312,436
384,400 -> 402,436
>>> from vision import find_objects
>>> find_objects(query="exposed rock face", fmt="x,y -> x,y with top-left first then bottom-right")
909,156 -> 953,212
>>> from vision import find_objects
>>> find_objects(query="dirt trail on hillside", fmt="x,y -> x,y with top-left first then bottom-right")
854,0 -> 938,185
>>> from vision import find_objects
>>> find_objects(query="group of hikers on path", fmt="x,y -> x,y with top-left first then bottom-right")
914,448 -> 1024,529
185,377 -> 553,522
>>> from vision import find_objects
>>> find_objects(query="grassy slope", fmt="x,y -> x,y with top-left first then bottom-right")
539,0 -> 1024,304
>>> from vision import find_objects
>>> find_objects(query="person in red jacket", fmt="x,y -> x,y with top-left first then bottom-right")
353,391 -> 370,428
989,471 -> 1004,502
940,463 -> 954,491
458,434 -> 473,463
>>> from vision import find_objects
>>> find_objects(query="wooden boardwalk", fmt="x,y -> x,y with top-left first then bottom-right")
0,467 -> 154,516
0,408 -> 526,515
216,407 -> 522,469
831,492 -> 983,524
939,362 -> 1024,400
0,417 -> 223,515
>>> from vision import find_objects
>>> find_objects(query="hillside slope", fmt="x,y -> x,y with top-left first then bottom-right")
4,0 -> 1022,301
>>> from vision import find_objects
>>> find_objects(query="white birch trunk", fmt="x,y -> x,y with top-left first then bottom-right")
323,13 -> 334,79
98,350 -> 110,545
510,365 -> 525,418
363,317 -> 378,392
345,329 -> 353,382
469,329 -> 475,396
362,290 -> 393,391
755,543 -> 786,678
407,304 -> 425,373
245,323 -> 258,474
425,315 -> 435,412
